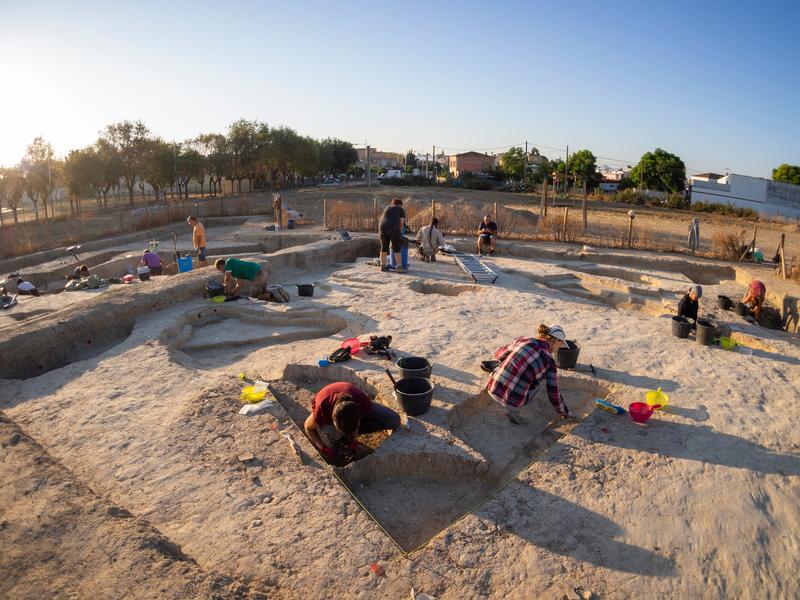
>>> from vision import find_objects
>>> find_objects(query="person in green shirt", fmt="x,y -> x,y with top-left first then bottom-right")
215,258 -> 269,299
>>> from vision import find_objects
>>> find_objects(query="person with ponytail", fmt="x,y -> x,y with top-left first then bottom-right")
486,323 -> 571,424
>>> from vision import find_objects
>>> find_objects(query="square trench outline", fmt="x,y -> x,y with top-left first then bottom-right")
269,364 -> 615,553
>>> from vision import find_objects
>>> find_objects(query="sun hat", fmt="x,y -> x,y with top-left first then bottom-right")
548,324 -> 567,342
690,285 -> 703,298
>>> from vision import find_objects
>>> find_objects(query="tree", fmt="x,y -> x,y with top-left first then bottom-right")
20,137 -> 56,220
102,120 -> 150,205
140,138 -> 175,203
772,164 -> 800,185
405,151 -> 417,168
63,147 -> 101,213
0,167 -> 25,224
630,148 -> 686,192
500,147 -> 526,180
567,149 -> 599,189
95,139 -> 123,209
176,144 -> 205,201
227,119 -> 260,193
195,133 -> 228,196
318,138 -> 357,177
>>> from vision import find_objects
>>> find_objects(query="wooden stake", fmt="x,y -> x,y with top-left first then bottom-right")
493,201 -> 498,224
627,214 -> 634,248
432,198 -> 436,220
582,181 -> 588,232
373,197 -> 378,232
323,198 -> 328,230
561,206 -> 569,241
780,233 -> 787,279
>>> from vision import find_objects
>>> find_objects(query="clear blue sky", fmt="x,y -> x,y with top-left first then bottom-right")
1,0 -> 798,177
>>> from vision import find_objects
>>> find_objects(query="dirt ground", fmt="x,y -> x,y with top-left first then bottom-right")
1,218 -> 799,599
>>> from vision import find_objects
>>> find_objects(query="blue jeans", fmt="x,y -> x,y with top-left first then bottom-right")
360,402 -> 401,433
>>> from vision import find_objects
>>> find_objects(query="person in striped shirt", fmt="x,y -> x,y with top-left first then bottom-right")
486,323 -> 572,424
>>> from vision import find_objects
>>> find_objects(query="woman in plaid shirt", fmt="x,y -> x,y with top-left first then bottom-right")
487,324 -> 571,424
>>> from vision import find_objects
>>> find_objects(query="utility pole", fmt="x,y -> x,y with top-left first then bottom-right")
524,141 -> 528,191
432,145 -> 436,180
425,153 -> 429,179
564,145 -> 569,196
366,145 -> 371,188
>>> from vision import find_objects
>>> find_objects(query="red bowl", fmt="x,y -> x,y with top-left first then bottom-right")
629,402 -> 654,423
341,338 -> 362,355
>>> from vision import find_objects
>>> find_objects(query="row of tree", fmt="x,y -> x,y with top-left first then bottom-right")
0,120 -> 359,224
496,146 -> 689,193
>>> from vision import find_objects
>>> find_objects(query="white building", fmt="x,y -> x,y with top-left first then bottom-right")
690,173 -> 800,219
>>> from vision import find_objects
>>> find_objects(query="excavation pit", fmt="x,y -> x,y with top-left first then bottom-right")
408,280 -> 481,297
166,307 -> 348,368
274,364 -> 614,552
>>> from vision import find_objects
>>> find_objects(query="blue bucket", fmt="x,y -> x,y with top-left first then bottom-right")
177,256 -> 193,273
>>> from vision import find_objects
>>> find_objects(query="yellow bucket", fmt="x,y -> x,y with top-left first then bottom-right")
645,387 -> 669,410
719,336 -> 738,350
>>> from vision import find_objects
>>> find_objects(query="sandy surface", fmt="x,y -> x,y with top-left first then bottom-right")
1,223 -> 799,599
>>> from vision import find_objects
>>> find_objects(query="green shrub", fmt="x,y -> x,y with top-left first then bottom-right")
690,201 -> 757,219
665,192 -> 690,210
614,189 -> 647,205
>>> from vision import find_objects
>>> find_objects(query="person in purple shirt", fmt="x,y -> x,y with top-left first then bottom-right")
140,249 -> 163,275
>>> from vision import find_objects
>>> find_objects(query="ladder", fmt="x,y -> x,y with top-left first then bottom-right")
452,252 -> 498,284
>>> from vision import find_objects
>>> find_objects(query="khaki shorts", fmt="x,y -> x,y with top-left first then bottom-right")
248,269 -> 266,297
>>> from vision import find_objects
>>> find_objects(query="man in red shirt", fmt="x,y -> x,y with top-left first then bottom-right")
304,382 -> 400,462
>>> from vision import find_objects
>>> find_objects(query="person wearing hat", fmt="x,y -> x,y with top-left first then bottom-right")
485,324 -> 571,424
677,285 -> 702,326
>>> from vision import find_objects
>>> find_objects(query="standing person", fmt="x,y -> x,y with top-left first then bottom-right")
486,324 -> 571,424
379,198 -> 406,272
677,285 -> 702,325
687,218 -> 700,255
476,214 -> 498,255
416,217 -> 446,262
272,192 -> 283,229
742,279 -> 766,320
304,381 -> 400,463
215,258 -> 272,299
187,215 -> 207,267
140,248 -> 163,275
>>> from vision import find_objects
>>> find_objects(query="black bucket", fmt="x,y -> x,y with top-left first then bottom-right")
138,272 -> 150,282
671,316 -> 692,338
735,302 -> 749,317
696,318 -> 716,346
717,295 -> 734,310
556,340 -> 581,369
397,356 -> 432,379
394,377 -> 434,416
296,284 -> 314,297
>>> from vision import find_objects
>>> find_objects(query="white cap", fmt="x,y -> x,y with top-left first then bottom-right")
549,324 -> 566,342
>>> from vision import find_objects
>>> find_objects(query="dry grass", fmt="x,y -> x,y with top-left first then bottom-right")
711,229 -> 746,259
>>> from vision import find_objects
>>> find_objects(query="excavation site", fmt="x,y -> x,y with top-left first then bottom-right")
2,219 -> 799,600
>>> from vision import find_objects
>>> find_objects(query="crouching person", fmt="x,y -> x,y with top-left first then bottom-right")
304,382 -> 400,464
215,257 -> 282,301
416,217 -> 446,262
487,324 -> 572,424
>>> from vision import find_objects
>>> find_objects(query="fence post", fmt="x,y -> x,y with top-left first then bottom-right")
493,201 -> 497,224
373,197 -> 377,232
541,181 -> 548,219
432,198 -> 435,220
561,206 -> 569,241
323,198 -> 328,230
582,182 -> 588,232
627,210 -> 635,247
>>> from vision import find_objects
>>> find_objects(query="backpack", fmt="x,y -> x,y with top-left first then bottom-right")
328,346 -> 352,363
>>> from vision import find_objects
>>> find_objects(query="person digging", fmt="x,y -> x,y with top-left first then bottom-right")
485,324 -> 572,424
215,257 -> 287,302
677,285 -> 702,329
304,382 -> 400,465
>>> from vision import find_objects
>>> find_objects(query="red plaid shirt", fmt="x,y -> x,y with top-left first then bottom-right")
487,337 -> 568,415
